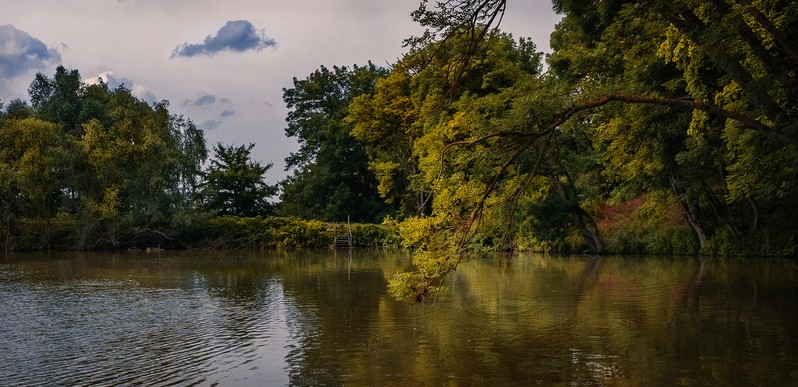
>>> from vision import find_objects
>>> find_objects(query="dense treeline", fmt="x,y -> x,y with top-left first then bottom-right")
200,216 -> 398,249
3,0 -> 796,270
0,67 -> 397,251
1,67 -> 206,250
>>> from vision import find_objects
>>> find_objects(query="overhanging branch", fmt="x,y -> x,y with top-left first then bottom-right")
550,94 -> 796,147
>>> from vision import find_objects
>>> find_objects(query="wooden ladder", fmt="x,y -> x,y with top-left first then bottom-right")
331,215 -> 352,248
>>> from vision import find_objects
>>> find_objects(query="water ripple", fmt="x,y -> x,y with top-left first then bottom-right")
0,274 -> 291,386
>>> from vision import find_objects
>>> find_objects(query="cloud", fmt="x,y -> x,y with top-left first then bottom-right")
132,84 -> 158,104
86,71 -> 131,89
85,71 -> 158,104
182,93 -> 230,107
171,20 -> 277,58
196,109 -> 235,131
200,118 -> 223,131
0,25 -> 61,78
182,93 -> 228,107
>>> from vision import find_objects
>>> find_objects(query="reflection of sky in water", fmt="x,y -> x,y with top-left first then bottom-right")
0,251 -> 797,386
0,262 -> 293,385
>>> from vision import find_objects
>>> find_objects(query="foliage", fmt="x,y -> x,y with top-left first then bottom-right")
1,66 -> 208,250
202,143 -> 277,217
367,0 -> 798,301
347,69 -> 427,218
279,63 -> 392,223
197,216 -> 399,249
4,1 -> 797,266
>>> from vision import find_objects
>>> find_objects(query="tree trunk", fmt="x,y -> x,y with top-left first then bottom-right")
550,176 -> 605,254
747,196 -> 759,232
671,180 -> 707,250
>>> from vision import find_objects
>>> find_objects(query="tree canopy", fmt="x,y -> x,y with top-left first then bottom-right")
0,66 -> 254,250
375,0 -> 798,302
202,143 -> 277,217
278,63 -> 393,223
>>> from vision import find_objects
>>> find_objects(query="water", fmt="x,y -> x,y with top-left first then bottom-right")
1,250 -> 796,386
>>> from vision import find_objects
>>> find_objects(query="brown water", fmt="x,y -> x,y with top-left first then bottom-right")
0,250 -> 796,386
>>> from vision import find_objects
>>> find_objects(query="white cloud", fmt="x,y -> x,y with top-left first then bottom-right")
85,71 -> 158,104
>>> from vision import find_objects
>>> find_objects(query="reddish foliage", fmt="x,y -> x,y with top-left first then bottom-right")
597,196 -> 646,230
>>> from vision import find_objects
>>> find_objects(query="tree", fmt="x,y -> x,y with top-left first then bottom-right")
405,0 -> 798,254
0,117 -> 66,248
362,30 -> 555,301
202,143 -> 277,217
279,63 -> 391,222
3,99 -> 33,120
28,65 -> 84,135
347,68 -> 427,218
547,0 -> 798,253
384,0 -> 798,301
0,67 -> 211,250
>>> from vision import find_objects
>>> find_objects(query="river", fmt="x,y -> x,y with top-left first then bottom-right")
1,250 -> 796,385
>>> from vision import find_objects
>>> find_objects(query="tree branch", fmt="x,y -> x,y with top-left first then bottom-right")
550,93 -> 796,147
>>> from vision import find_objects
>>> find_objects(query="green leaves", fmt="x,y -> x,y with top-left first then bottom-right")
0,66 -> 214,249
280,63 -> 390,223
202,143 -> 276,217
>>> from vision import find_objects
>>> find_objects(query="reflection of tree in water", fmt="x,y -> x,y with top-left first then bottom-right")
3,251 -> 795,385
665,259 -> 797,384
278,250 -> 388,386
438,254 -> 795,384
415,254 -> 619,384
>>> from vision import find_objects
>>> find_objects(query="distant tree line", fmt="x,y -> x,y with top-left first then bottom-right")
0,66 -> 279,251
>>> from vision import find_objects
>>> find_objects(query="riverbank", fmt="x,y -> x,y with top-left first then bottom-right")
5,216 -> 400,252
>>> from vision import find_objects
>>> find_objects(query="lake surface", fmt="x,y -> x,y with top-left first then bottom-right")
1,250 -> 796,386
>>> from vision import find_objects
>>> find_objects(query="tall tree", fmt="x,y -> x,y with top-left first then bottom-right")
28,65 -> 84,135
279,63 -> 391,222
347,68 -> 427,218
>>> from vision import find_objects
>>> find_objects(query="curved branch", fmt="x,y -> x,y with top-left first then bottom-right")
551,94 -> 796,147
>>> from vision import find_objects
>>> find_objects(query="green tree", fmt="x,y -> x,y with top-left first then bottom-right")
404,0 -> 798,255
546,0 -> 798,253
3,99 -> 33,120
368,30 -> 556,301
202,143 -> 277,217
384,0 -> 798,301
0,117 -> 66,248
28,65 -> 84,135
1,67 -> 210,250
279,63 -> 391,222
347,70 -> 423,218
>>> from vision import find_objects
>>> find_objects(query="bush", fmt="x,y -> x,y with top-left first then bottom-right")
196,216 -> 399,249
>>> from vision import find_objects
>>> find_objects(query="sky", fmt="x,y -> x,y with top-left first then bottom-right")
2,0 -> 560,183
